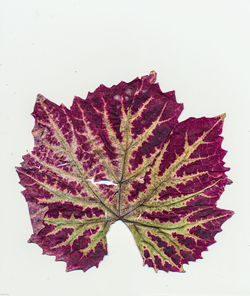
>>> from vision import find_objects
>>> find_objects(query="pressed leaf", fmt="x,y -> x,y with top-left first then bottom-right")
17,71 -> 233,272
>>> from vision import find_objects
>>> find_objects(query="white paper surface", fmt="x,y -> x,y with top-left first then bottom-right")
0,1 -> 249,295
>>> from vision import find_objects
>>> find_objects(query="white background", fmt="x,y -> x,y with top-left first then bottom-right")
1,1 -> 250,295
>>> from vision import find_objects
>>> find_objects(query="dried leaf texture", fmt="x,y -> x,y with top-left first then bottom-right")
17,72 -> 233,272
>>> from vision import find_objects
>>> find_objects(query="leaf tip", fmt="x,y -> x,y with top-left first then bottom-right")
149,70 -> 157,83
220,113 -> 226,121
36,93 -> 45,103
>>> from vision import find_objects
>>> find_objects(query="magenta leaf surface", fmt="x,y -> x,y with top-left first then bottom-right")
17,71 -> 233,272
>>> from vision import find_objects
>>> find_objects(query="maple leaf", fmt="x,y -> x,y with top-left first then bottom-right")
16,71 -> 233,273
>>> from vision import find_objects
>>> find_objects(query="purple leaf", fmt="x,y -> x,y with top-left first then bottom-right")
17,71 -> 233,272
